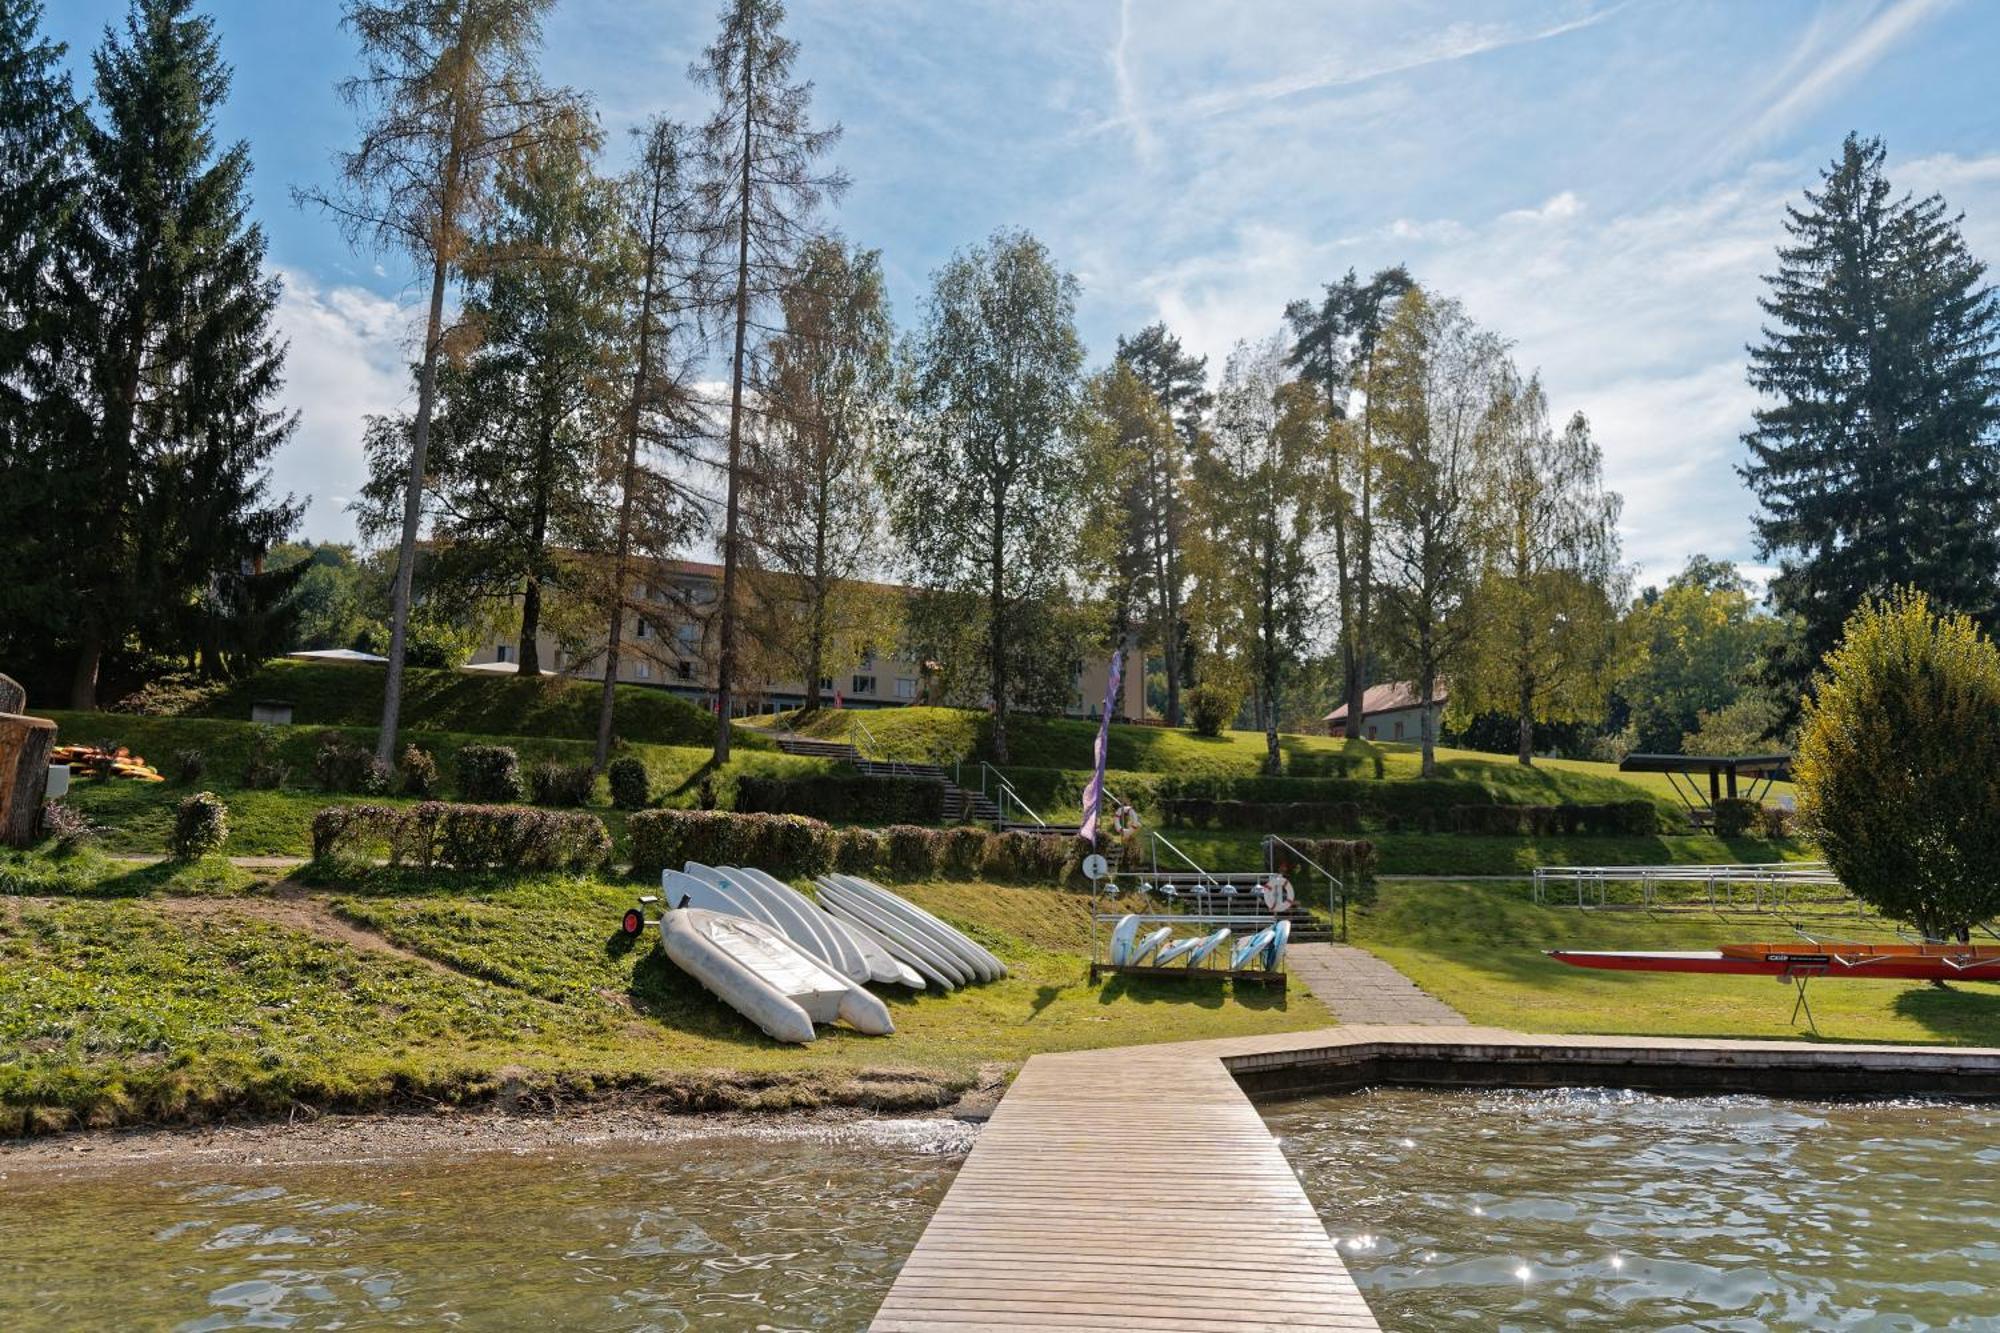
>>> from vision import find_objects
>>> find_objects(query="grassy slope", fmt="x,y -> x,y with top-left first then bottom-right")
32,712 -> 834,856
0,861 -> 1331,1133
187,659 -> 745,748
1353,880 -> 2000,1045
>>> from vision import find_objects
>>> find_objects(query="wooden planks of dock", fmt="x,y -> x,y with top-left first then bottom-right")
870,1041 -> 1378,1331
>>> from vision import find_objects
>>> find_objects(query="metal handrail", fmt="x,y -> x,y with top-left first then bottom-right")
967,761 -> 1046,827
1149,830 -> 1219,886
1531,860 -> 1849,913
1265,833 -> 1348,941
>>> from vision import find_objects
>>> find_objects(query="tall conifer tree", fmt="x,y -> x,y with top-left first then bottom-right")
1743,133 -> 2000,690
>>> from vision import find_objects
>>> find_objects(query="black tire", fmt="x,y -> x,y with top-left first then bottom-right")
621,908 -> 644,936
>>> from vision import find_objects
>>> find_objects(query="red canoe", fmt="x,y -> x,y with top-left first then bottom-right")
1548,942 -> 2000,982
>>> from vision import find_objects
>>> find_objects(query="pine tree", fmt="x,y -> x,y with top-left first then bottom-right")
1743,133 -> 2000,691
742,235 -> 895,713
693,0 -> 847,760
0,0 -> 81,671
886,229 -> 1086,763
359,110 -> 622,679
47,0 -> 299,706
1284,264 -> 1413,739
304,0 -> 578,764
1113,323 -> 1206,725
1078,362 -> 1175,719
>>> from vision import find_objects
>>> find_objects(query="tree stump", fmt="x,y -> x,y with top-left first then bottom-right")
0,713 -> 57,847
0,672 -> 23,716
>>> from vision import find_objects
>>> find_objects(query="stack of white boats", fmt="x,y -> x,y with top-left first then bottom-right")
1105,913 -> 1292,972
651,864 -> 1006,1045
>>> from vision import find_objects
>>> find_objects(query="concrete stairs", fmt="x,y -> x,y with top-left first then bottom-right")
773,733 -> 1000,824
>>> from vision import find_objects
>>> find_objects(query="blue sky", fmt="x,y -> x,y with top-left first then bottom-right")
43,0 -> 2000,586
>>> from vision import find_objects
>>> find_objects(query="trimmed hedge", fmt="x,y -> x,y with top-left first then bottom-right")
1159,790 -> 1658,836
172,791 -> 229,861
1275,838 -> 1379,906
311,802 -> 611,871
1161,799 -> 1363,833
527,759 -> 596,807
1712,797 -> 1759,837
625,808 -> 1079,884
456,745 -> 523,803
607,757 -> 650,810
733,774 -> 946,824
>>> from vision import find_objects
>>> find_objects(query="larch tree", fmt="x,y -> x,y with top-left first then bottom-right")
1742,133 -> 2000,697
1113,322 -> 1207,725
357,108 -> 623,678
1371,287 -> 1506,778
595,116 -> 707,770
1284,264 -> 1413,740
1458,372 -> 1623,765
302,0 -> 578,765
47,0 -> 299,707
692,0 -> 847,762
1190,335 -> 1319,775
742,235 -> 895,714
886,229 -> 1086,763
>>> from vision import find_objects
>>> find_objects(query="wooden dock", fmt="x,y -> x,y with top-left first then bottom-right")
873,1023 -> 2000,1329
870,1039 -> 1378,1331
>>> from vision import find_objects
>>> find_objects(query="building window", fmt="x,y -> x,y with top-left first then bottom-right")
896,677 -> 917,700
676,661 -> 692,680
819,676 -> 834,692
676,623 -> 700,653
852,675 -> 876,695
635,617 -> 650,639
496,644 -> 510,663
1393,720 -> 1404,741
1366,725 -> 1377,740
636,661 -> 651,680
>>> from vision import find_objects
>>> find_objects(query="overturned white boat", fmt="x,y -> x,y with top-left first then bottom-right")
662,907 -> 893,1045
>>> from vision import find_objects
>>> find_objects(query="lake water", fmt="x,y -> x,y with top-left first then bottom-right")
0,1117 -> 972,1331
1265,1088 -> 2000,1330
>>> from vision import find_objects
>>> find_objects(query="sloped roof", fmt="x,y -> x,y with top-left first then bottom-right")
1323,680 -> 1447,724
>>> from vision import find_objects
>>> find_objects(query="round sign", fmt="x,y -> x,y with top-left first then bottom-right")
1081,853 -> 1109,882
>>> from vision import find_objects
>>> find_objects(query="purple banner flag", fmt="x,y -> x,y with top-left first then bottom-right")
1080,649 -> 1123,846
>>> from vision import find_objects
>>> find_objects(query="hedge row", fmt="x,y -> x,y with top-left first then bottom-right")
310,802 -> 611,871
1155,774 -> 1507,810
732,774 -> 946,824
1161,796 -> 1659,836
627,809 -> 1078,883
1272,837 -> 1380,906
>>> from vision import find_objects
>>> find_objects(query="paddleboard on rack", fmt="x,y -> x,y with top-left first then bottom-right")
1108,914 -> 1140,966
1128,926 -> 1173,965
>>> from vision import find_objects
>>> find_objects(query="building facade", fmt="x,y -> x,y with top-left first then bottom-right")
1321,680 -> 1447,743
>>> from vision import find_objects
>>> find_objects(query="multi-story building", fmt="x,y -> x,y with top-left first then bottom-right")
463,559 -> 1146,721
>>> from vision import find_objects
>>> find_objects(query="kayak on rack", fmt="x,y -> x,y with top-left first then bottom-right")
1548,941 -> 2000,982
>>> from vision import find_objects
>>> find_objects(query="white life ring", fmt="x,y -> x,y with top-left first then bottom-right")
1261,874 -> 1296,915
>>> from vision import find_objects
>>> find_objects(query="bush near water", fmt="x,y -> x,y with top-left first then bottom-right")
310,802 -> 611,872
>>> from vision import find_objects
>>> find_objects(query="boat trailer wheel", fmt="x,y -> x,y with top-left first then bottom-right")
621,908 -> 645,936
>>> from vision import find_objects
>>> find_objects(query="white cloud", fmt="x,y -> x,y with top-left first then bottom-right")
270,268 -> 418,544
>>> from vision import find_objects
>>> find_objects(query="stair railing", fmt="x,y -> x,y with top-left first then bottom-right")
1265,833 -> 1348,943
852,713 -> 920,779
962,761 -> 1045,827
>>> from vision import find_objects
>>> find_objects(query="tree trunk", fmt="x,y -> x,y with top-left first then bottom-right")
518,576 -> 542,675
1517,672 -> 1535,766
1418,659 -> 1438,779
711,28 -> 757,765
0,713 -> 56,848
69,632 -> 102,711
1347,352 -> 1378,741
377,256 -> 451,766
989,491 -> 1009,764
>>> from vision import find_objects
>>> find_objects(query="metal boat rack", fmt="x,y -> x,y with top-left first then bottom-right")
1532,861 -> 1850,913
1084,831 -> 1295,989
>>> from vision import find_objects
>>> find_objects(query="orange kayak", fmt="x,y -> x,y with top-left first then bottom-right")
1549,942 -> 2000,981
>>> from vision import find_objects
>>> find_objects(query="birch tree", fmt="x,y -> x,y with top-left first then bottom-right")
1372,288 -> 1505,777
302,0 -> 579,765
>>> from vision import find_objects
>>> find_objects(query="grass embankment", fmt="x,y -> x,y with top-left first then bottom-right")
0,859 -> 1332,1135
188,658 -> 737,747
1354,880 -> 2000,1045
31,712 -> 834,857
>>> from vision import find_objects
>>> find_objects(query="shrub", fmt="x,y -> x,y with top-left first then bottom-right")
457,745 -> 522,803
1711,797 -> 1759,838
171,747 -> 207,785
1757,803 -> 1794,839
733,774 -> 946,824
313,733 -> 390,794
108,672 -> 229,717
528,760 -> 596,807
171,791 -> 229,861
399,744 -> 440,798
310,802 -> 609,871
608,757 -> 650,810
38,800 -> 99,853
830,825 -> 881,873
623,809 -> 1075,884
627,809 -> 834,878
1796,589 -> 2000,939
1281,839 -> 1379,907
241,726 -> 289,789
1185,683 -> 1239,738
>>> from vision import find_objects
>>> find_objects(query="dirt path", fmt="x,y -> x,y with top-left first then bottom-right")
143,893 -> 464,979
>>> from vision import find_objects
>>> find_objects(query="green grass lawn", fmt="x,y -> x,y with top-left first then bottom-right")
1352,880 -> 2000,1045
0,857 -> 1333,1134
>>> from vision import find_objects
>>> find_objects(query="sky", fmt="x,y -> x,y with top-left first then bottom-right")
42,0 -> 2000,589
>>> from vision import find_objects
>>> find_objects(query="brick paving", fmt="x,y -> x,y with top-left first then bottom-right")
1286,941 -> 1469,1025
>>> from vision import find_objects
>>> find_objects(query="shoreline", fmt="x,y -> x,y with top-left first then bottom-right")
0,1075 -> 1005,1178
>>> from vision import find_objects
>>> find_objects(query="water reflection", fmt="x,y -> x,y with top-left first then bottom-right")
1266,1088 -> 2000,1330
0,1117 -> 972,1330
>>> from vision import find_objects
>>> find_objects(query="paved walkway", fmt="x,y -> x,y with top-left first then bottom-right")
1285,942 -> 1468,1025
